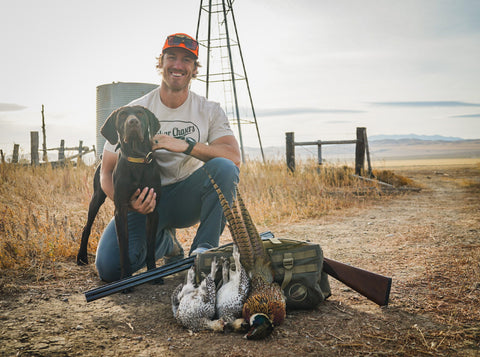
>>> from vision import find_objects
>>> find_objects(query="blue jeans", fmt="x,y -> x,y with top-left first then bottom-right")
95,157 -> 239,282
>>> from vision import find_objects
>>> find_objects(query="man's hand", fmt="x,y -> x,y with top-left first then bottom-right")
151,134 -> 241,167
130,187 -> 157,214
151,134 -> 188,153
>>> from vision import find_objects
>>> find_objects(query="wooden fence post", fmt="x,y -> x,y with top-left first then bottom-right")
78,140 -> 83,162
286,132 -> 295,173
41,104 -> 48,162
0,149 -> 4,164
363,129 -> 372,177
317,141 -> 323,165
58,140 -> 65,161
355,127 -> 366,175
12,144 -> 19,163
30,131 -> 39,166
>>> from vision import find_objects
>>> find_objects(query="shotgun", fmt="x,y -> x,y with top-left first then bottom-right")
84,232 -> 392,306
323,257 -> 391,306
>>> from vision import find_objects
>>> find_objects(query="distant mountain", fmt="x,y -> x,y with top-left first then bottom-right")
369,134 -> 465,141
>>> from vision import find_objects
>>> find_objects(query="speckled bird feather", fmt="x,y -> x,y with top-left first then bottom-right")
216,244 -> 250,323
171,257 -> 223,332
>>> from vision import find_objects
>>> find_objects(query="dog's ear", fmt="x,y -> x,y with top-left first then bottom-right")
101,108 -> 120,145
142,107 -> 160,138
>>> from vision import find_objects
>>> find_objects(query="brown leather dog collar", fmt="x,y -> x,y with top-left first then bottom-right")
126,152 -> 154,164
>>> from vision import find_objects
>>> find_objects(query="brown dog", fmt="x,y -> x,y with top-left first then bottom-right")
77,105 -> 161,280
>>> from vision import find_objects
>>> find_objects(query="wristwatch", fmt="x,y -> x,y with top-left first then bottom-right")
183,137 -> 197,155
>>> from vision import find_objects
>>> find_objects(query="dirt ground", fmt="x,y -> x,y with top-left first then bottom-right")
1,165 -> 479,356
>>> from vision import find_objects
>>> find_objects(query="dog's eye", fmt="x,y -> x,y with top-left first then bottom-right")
135,111 -> 145,118
118,112 -> 127,121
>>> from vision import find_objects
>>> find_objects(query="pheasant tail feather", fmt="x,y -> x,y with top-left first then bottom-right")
203,168 -> 255,270
230,198 -> 256,270
236,191 -> 267,261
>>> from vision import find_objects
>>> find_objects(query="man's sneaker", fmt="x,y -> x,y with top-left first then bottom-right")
189,243 -> 213,257
164,232 -> 184,265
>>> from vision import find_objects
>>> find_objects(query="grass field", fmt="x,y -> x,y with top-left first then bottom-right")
373,157 -> 480,169
0,159 -> 416,272
1,159 -> 479,356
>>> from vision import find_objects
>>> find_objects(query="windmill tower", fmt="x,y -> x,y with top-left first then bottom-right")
194,0 -> 265,162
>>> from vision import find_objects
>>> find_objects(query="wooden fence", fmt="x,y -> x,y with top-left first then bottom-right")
1,131 -> 95,166
286,127 -> 372,176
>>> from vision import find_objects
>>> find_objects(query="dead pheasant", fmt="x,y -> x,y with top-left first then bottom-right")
171,257 -> 224,332
205,169 -> 286,340
216,244 -> 250,325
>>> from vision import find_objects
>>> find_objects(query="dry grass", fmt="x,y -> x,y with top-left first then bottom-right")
1,162 -> 478,356
239,160 -> 368,225
0,159 -> 411,272
373,157 -> 480,169
372,168 -> 416,187
0,162 -> 113,271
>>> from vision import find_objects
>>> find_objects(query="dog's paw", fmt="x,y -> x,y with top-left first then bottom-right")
76,255 -> 89,266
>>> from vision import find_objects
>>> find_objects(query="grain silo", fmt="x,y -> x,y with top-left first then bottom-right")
96,82 -> 159,159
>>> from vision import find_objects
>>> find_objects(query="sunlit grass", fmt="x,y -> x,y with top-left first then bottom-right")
0,159 -> 412,271
0,163 -> 114,270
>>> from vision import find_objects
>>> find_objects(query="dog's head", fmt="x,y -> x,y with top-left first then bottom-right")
101,106 -> 160,147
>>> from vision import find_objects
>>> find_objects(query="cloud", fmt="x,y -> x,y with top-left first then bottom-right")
450,113 -> 480,118
371,101 -> 480,107
0,103 -> 28,112
256,108 -> 365,117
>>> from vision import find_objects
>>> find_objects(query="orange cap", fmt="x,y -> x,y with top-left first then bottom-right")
162,33 -> 199,58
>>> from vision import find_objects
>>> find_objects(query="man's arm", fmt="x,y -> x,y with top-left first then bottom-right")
151,134 -> 241,167
190,135 -> 241,167
100,149 -> 117,201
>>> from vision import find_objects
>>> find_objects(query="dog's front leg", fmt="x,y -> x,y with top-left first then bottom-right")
115,204 -> 131,280
145,212 -> 158,271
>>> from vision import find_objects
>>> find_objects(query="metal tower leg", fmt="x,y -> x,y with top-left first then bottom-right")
196,0 -> 265,163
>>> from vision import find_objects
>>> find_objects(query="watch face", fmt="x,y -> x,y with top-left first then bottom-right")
184,137 -> 197,155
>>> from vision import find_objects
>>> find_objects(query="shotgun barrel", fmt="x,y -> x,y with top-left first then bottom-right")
85,256 -> 195,302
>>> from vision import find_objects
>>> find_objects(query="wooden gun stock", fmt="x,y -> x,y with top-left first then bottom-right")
323,257 -> 392,306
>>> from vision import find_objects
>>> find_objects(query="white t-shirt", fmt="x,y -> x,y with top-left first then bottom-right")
104,88 -> 234,186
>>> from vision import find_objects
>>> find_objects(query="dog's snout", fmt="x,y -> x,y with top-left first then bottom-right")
126,115 -> 140,127
122,112 -> 145,143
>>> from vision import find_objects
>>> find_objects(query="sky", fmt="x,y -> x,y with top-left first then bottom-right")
1,0 -> 479,161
